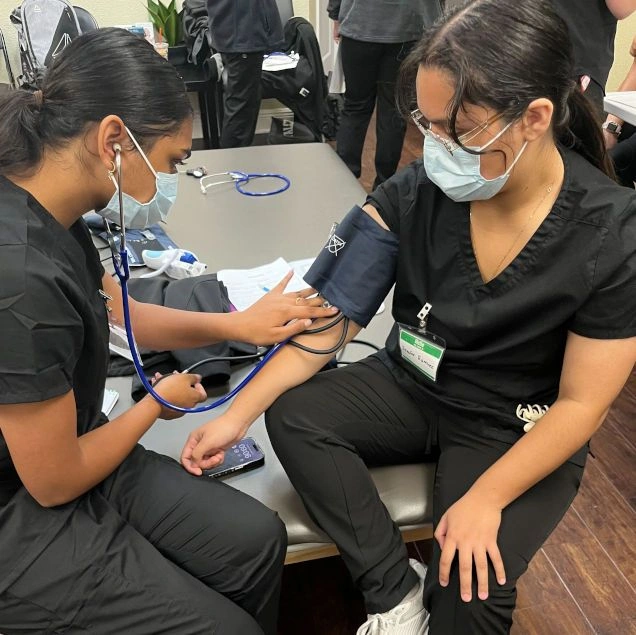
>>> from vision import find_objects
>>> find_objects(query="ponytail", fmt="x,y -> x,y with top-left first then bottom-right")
0,89 -> 46,177
555,87 -> 616,179
0,28 -> 191,179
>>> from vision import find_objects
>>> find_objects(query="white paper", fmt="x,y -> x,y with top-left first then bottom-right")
102,389 -> 119,416
218,257 -> 308,311
262,51 -> 300,71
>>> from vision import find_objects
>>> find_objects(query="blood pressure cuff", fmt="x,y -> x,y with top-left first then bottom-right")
304,205 -> 399,327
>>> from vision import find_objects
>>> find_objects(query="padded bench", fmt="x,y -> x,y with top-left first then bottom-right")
222,414 -> 436,565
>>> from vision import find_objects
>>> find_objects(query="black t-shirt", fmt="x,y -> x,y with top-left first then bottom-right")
552,0 -> 617,89
0,176 -> 109,506
207,0 -> 284,53
367,148 -> 636,441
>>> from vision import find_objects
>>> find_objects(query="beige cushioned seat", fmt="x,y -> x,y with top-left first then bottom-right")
229,416 -> 436,564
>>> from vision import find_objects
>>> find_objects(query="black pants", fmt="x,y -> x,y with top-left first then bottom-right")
266,357 -> 585,634
610,123 -> 636,188
0,445 -> 286,635
220,52 -> 264,148
337,38 -> 414,188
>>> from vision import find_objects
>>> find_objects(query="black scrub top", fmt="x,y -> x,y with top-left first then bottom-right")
367,147 -> 636,444
0,175 -> 110,507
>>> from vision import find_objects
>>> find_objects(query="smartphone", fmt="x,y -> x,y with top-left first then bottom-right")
203,437 -> 265,479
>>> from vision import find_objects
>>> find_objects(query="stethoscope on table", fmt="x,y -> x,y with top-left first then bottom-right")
105,148 -> 347,413
199,170 -> 291,196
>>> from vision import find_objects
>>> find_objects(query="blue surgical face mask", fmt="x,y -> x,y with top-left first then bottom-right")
98,126 -> 178,229
423,120 -> 527,202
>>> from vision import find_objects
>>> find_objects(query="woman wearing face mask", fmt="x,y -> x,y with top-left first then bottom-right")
0,28 -> 338,635
180,1 -> 636,633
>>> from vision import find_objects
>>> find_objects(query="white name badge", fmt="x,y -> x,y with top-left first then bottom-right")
108,320 -> 143,365
398,325 -> 446,382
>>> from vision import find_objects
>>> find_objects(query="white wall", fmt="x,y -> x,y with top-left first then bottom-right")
0,0 -> 313,84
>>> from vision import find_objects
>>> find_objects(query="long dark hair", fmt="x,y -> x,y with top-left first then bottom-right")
398,0 -> 615,178
0,28 -> 192,177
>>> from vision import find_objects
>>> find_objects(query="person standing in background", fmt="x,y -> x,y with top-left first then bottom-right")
550,0 -> 636,117
328,0 -> 442,188
206,0 -> 284,148
603,33 -> 636,187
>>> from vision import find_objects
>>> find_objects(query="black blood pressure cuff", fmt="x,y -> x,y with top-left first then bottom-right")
304,205 -> 399,327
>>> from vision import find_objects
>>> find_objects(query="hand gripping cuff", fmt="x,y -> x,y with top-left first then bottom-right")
303,205 -> 399,327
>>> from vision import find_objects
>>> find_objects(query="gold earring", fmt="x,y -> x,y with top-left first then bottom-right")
108,160 -> 116,179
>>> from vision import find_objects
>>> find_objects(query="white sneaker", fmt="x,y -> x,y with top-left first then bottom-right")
356,559 -> 430,635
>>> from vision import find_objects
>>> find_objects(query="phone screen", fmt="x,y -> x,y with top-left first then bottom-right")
203,438 -> 265,478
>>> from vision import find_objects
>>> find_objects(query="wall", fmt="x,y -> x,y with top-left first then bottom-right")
0,0 -> 312,84
607,13 -> 636,91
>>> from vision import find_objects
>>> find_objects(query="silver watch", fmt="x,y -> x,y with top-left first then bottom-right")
602,120 -> 623,136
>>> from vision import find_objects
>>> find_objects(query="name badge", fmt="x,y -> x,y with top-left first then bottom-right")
398,324 -> 446,382
108,318 -> 142,365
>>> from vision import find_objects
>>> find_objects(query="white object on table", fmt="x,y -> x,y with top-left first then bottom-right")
217,257 -> 307,311
102,389 -> 119,416
604,91 -> 636,127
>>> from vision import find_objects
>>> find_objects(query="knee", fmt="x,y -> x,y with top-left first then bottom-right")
343,95 -> 376,115
265,387 -> 308,450
249,502 -> 288,556
427,579 -> 517,634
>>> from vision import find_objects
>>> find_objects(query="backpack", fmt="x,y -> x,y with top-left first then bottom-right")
182,0 -> 212,67
10,0 -> 87,89
261,17 -> 327,142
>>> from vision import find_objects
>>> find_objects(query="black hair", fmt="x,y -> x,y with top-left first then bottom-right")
398,0 -> 615,179
0,28 -> 192,177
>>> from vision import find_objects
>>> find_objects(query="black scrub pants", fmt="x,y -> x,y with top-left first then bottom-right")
220,52 -> 264,148
0,445 -> 286,635
337,37 -> 415,189
265,357 -> 585,634
610,124 -> 636,188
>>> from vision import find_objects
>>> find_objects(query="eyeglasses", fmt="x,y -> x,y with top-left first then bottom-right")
411,109 -> 505,155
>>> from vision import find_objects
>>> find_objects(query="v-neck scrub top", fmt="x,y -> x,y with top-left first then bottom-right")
367,148 -> 636,446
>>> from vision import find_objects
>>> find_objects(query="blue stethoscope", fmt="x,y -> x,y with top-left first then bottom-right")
199,171 -> 291,196
106,150 -> 290,413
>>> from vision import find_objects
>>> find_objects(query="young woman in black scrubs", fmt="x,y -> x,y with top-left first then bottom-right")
0,29 -> 337,635
182,1 -> 636,633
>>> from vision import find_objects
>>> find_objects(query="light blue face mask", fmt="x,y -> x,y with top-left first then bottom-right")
98,126 -> 178,229
423,120 -> 527,202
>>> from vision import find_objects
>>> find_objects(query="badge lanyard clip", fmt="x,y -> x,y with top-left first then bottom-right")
417,302 -> 432,332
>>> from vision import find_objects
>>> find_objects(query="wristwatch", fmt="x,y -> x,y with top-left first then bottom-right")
602,120 -> 623,136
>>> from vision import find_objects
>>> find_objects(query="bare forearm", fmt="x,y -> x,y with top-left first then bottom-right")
618,61 -> 636,93
131,301 -> 235,350
47,398 -> 161,505
225,318 -> 360,430
470,399 -> 602,509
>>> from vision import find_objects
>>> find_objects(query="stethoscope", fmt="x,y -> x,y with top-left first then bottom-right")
105,146 -> 289,413
105,147 -> 347,413
199,171 -> 291,196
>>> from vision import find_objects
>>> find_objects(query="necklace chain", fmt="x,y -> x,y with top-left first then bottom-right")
470,181 -> 555,282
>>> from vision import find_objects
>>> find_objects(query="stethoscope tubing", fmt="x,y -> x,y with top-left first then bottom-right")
108,151 -> 292,413
119,266 -> 288,413
200,171 -> 291,196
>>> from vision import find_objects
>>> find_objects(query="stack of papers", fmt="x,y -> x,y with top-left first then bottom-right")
217,257 -> 385,315
218,257 -> 313,311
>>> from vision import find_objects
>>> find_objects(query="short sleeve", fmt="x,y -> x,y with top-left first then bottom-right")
569,204 -> 636,339
365,160 -> 423,233
0,243 -> 84,404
